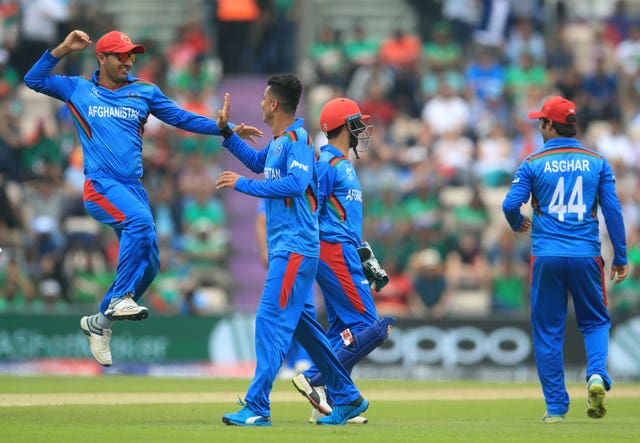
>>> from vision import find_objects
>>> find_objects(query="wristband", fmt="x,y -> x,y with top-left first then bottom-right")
220,125 -> 234,139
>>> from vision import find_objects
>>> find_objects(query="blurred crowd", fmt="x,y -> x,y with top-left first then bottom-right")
0,0 -> 639,319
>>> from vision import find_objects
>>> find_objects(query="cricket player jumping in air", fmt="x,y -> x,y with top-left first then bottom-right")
23,29 -> 262,367
502,96 -> 628,423
291,98 -> 394,424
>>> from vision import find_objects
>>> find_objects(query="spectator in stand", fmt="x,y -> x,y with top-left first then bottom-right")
421,78 -> 471,138
595,117 -> 637,175
608,246 -> 640,316
358,80 -> 396,129
346,54 -> 394,103
445,231 -> 490,293
215,0 -> 261,74
545,24 -> 575,81
168,54 -> 218,101
489,256 -> 528,314
441,0 -> 477,49
150,176 -> 182,247
0,47 -> 18,99
615,23 -> 640,119
604,0 -> 633,47
408,247 -> 451,318
402,179 -> 442,229
430,130 -> 475,187
165,20 -> 210,73
364,186 -> 411,240
0,101 -> 23,183
505,52 -> 548,107
371,255 -> 414,318
468,86 -> 510,139
580,56 -> 620,128
464,46 -> 506,104
422,21 -> 463,75
450,186 -> 491,235
379,28 -> 421,70
136,54 -> 169,89
391,63 -> 423,118
504,18 -> 546,67
177,149 -> 218,202
474,122 -> 516,187
0,1 -> 19,51
554,66 -> 582,105
512,115 -> 544,161
0,255 -> 36,312
254,0 -> 298,73
308,25 -> 348,87
343,23 -> 379,74
15,0 -> 69,76
358,149 -> 402,198
0,174 -> 22,251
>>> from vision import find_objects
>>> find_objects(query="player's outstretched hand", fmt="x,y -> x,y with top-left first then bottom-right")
217,93 -> 263,142
610,264 -> 629,284
216,170 -> 242,190
217,92 -> 231,130
233,123 -> 263,143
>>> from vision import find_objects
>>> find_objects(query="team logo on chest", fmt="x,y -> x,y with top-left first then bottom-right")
345,165 -> 354,181
271,140 -> 284,158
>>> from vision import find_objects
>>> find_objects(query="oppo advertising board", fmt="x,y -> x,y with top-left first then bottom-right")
0,314 -> 638,380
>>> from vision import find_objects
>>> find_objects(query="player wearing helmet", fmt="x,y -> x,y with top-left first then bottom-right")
293,98 -> 394,424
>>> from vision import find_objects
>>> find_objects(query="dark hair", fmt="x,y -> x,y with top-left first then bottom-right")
326,125 -> 344,140
267,74 -> 302,115
543,115 -> 578,137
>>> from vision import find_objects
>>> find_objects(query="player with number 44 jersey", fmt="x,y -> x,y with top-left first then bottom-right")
503,96 -> 628,423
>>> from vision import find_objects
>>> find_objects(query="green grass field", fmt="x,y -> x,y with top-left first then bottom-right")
1,375 -> 639,443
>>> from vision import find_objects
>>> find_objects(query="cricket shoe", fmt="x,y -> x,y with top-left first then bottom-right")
222,398 -> 271,427
105,293 -> 148,321
80,315 -> 112,367
310,408 -> 368,424
542,412 -> 565,423
292,374 -> 332,414
587,374 -> 606,419
316,396 -> 369,426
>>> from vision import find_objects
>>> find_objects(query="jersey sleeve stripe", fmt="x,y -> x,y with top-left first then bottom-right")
305,185 -> 318,213
328,193 -> 346,222
67,100 -> 92,139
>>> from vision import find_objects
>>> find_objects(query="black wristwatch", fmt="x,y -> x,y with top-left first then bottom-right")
220,125 -> 234,139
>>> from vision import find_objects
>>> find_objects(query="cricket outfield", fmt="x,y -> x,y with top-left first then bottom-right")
2,376 -> 640,442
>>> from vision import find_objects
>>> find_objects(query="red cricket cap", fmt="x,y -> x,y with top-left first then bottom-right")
528,96 -> 577,124
95,31 -> 145,54
320,98 -> 370,133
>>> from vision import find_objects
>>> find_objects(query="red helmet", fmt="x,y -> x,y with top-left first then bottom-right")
319,98 -> 370,133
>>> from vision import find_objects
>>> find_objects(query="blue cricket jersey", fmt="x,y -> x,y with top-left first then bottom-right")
317,145 -> 363,248
24,50 -> 222,180
503,137 -> 627,265
223,118 -> 319,257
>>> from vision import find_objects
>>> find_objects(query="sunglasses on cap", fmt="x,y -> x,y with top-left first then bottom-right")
102,52 -> 136,63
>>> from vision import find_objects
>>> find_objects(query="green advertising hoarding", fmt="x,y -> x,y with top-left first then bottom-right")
0,313 -> 256,363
